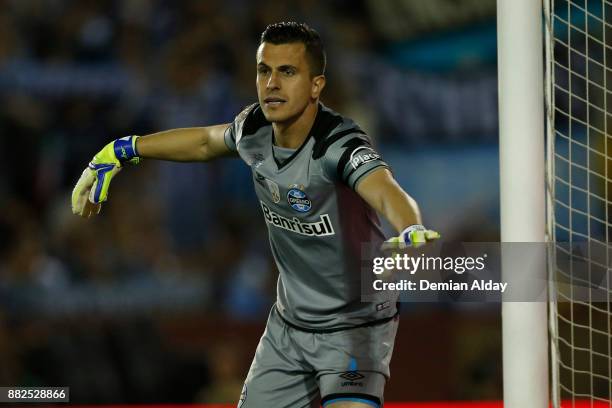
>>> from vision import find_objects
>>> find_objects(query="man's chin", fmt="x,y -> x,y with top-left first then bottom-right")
261,109 -> 288,124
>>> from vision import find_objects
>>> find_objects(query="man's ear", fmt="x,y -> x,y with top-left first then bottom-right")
311,75 -> 326,99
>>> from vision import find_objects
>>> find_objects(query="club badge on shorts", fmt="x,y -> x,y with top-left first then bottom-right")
238,384 -> 247,407
287,184 -> 311,212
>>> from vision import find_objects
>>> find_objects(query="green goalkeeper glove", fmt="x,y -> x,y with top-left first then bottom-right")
386,224 -> 440,249
71,136 -> 140,217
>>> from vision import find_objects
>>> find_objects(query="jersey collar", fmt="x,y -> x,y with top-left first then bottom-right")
272,102 -> 343,170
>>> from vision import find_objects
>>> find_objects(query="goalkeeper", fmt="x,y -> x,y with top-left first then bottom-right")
72,22 -> 438,408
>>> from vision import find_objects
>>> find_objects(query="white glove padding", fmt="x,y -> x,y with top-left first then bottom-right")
71,165 -> 121,217
385,224 -> 440,249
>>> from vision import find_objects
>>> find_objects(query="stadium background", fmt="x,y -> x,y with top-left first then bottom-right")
0,0 -> 505,404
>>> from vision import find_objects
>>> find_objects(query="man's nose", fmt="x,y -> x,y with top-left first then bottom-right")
267,72 -> 280,89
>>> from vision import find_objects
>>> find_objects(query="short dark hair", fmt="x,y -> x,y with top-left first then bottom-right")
260,22 -> 326,77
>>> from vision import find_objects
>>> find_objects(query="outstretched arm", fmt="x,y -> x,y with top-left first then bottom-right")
136,124 -> 233,162
71,124 -> 234,217
356,168 -> 439,247
356,168 -> 421,233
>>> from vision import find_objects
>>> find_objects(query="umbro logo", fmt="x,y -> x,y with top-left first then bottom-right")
339,371 -> 365,381
339,358 -> 364,387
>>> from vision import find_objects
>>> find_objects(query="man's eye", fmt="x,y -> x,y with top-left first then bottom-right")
258,67 -> 269,74
283,69 -> 295,76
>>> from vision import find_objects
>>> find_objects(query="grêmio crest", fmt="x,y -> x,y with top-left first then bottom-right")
287,184 -> 311,212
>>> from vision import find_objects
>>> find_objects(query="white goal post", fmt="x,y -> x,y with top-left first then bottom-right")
497,1 -> 549,407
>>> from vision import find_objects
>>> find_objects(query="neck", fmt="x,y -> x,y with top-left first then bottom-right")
273,102 -> 319,149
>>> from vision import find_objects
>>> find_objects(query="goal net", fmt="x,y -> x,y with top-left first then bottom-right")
546,0 -> 612,405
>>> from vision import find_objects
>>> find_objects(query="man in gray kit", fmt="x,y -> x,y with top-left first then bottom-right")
72,22 -> 439,408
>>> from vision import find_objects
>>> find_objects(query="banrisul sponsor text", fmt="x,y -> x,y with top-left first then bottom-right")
260,202 -> 335,236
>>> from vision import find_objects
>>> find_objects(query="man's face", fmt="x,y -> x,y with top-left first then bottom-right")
256,42 -> 320,123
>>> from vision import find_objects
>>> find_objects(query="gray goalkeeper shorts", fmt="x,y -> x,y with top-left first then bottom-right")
237,305 -> 399,408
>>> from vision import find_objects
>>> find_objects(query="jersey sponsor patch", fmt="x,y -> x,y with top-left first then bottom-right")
349,146 -> 381,170
376,301 -> 391,311
266,179 -> 281,203
286,186 -> 312,212
261,201 -> 334,236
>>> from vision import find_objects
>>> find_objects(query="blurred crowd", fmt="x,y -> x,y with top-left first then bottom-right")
0,0 -> 502,403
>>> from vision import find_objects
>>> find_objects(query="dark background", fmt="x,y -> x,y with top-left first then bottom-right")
0,0 -> 505,403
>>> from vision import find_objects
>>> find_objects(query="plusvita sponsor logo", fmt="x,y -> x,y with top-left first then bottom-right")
349,146 -> 381,169
260,202 -> 335,236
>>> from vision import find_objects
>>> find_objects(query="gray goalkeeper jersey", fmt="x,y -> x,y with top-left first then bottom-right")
224,103 -> 398,330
